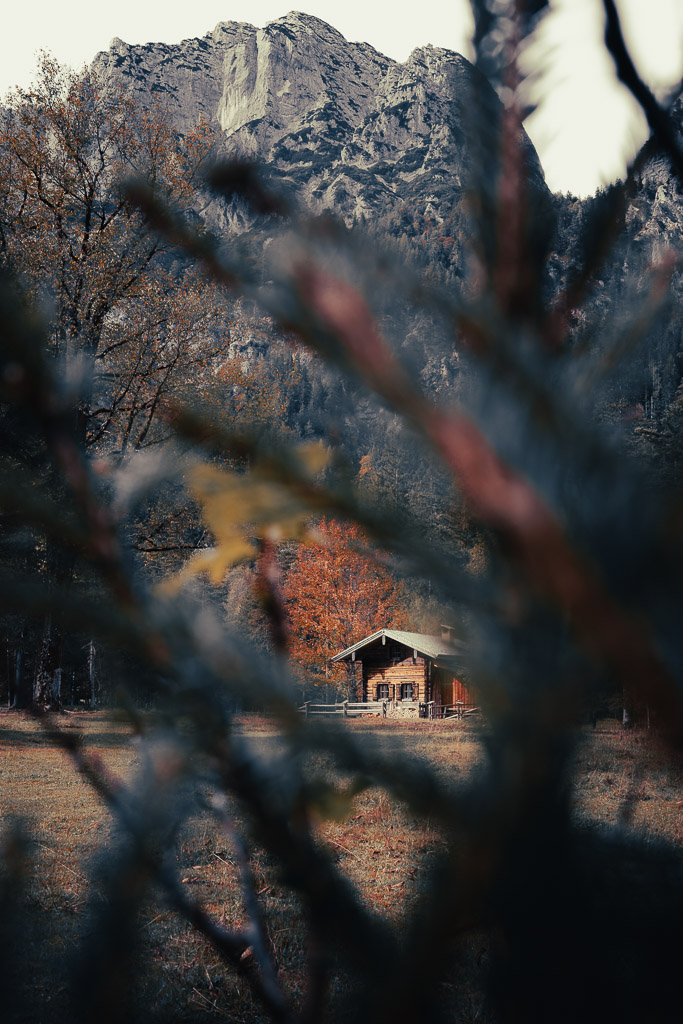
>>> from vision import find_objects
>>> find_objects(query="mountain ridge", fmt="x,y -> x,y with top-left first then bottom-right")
92,10 -> 547,225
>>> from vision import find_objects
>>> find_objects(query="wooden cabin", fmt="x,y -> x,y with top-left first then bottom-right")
331,627 -> 471,714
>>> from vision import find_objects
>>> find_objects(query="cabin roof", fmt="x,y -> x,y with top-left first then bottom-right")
331,628 -> 464,663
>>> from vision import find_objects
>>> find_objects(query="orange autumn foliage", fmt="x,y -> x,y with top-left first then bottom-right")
284,518 -> 406,689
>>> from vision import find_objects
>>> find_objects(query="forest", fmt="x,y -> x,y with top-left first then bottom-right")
1,1 -> 683,1021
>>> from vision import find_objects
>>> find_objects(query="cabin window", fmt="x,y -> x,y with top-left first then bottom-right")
376,683 -> 389,699
400,682 -> 414,700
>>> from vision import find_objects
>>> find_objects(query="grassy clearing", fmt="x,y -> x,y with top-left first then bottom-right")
0,711 -> 681,1021
571,719 -> 683,843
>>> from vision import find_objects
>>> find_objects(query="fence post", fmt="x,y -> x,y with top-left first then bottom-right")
305,701 -> 310,718
343,701 -> 348,717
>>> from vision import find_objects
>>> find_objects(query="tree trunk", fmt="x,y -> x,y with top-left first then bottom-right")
89,641 -> 96,709
52,667 -> 62,706
32,526 -> 76,709
11,647 -> 21,708
5,641 -> 11,708
34,615 -> 63,710
13,641 -> 33,709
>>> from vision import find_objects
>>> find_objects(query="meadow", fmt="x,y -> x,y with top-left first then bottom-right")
1,711 -> 681,1022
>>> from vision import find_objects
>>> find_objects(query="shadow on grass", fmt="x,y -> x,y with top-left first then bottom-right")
0,727 -> 132,749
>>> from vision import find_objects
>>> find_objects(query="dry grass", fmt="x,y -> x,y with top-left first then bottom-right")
571,719 -> 683,843
0,711 -> 681,1021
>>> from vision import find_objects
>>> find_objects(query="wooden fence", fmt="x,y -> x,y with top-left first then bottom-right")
298,700 -> 480,720
299,701 -> 388,718
430,701 -> 480,720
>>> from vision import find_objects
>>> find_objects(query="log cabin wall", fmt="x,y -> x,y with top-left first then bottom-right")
360,640 -> 428,702
432,667 -> 470,707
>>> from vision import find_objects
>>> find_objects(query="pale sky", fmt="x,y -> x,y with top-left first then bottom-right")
2,1 -> 682,196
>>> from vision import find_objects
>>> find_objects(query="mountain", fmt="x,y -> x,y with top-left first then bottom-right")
89,10 -> 683,503
92,10 -> 547,226
625,92 -> 683,263
88,10 -> 557,528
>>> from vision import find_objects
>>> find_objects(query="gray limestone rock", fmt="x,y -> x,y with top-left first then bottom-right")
92,11 -> 546,227
626,92 -> 683,263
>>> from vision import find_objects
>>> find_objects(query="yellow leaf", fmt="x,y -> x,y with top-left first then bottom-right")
159,442 -> 331,590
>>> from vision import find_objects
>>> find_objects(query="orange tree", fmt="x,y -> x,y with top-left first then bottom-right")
284,517 -> 406,696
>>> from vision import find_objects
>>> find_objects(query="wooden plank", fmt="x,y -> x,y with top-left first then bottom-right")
365,663 -> 428,702
366,667 -> 425,678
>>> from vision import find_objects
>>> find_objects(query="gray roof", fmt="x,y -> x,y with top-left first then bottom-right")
331,628 -> 465,663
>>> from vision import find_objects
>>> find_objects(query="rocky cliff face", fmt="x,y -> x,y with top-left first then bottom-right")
624,93 -> 683,264
92,10 -> 546,225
